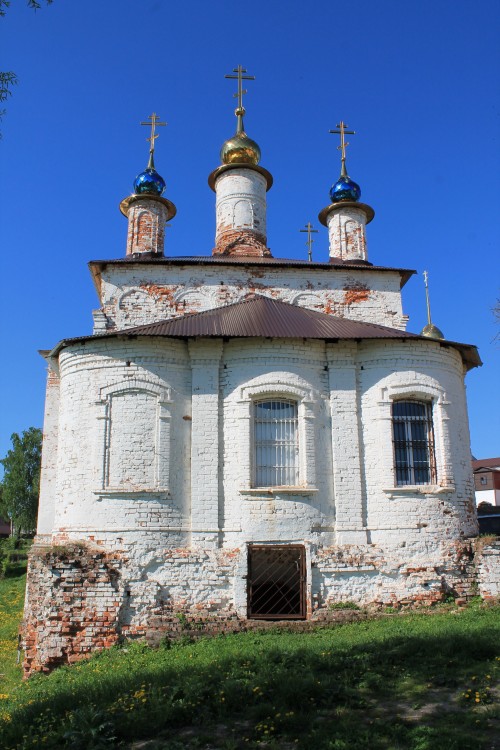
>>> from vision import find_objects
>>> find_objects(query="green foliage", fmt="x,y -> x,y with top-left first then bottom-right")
63,705 -> 117,749
0,537 -> 31,578
0,604 -> 499,749
0,71 -> 17,101
0,1 -> 53,133
329,600 -> 362,611
0,71 -> 17,133
0,1 -> 53,18
1,427 -> 42,537
0,571 -> 26,694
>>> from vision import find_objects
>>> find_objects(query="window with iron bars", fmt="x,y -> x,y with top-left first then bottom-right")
254,399 -> 299,487
392,400 -> 436,486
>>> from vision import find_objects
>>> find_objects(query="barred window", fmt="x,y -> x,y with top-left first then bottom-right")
254,400 -> 299,487
392,400 -> 436,486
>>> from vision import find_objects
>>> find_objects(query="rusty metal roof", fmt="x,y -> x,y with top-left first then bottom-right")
49,295 -> 481,369
472,457 -> 500,470
89,255 -> 415,284
119,295 -> 420,339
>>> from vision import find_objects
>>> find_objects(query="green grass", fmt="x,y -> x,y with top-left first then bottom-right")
0,547 -> 499,749
0,594 -> 498,750
0,539 -> 29,699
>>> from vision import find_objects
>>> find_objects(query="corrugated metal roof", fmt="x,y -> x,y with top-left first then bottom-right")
89,253 -> 414,271
119,295 -> 419,339
49,295 -> 481,369
89,254 -> 415,279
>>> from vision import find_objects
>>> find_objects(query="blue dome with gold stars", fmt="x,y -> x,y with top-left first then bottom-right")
133,167 -> 166,196
330,174 -> 361,203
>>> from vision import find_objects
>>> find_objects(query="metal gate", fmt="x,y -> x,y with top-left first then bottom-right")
247,545 -> 306,619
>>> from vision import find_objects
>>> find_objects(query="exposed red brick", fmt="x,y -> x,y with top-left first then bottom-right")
343,282 -> 370,306
213,229 -> 271,257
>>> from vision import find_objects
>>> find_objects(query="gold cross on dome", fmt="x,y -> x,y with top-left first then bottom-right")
225,65 -> 255,111
329,121 -> 355,165
300,222 -> 319,263
140,112 -> 167,156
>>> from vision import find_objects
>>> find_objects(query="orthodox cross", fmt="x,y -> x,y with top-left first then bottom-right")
225,65 -> 255,112
300,222 -> 319,263
423,270 -> 433,325
329,121 -> 355,172
140,112 -> 167,158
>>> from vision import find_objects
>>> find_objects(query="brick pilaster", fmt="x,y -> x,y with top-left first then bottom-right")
326,342 -> 367,544
188,339 -> 224,546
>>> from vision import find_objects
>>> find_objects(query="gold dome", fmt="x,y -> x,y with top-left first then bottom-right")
220,106 -> 261,166
221,132 -> 261,165
421,322 -> 444,340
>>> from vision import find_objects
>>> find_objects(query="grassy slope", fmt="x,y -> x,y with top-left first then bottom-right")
0,573 -> 25,697
0,588 -> 498,750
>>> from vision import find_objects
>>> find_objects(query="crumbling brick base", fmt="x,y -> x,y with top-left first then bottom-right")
22,537 -> 500,677
23,542 -> 123,676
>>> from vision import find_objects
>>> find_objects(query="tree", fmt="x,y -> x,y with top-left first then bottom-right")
1,427 -> 42,537
0,0 -> 52,17
0,1 -> 53,134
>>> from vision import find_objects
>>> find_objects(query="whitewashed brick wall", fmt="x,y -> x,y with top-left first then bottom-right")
94,264 -> 407,332
36,332 -> 478,618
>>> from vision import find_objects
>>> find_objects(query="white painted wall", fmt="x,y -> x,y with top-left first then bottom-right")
476,489 -> 500,506
214,168 -> 267,246
36,331 -> 477,615
326,205 -> 368,262
94,264 -> 408,332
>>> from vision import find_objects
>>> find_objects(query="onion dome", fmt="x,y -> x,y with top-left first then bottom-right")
330,173 -> 361,203
133,152 -> 166,196
421,322 -> 445,340
220,106 -> 261,166
330,153 -> 361,203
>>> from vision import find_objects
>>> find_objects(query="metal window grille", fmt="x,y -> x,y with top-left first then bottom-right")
392,400 -> 436,486
254,399 -> 299,487
248,545 -> 306,619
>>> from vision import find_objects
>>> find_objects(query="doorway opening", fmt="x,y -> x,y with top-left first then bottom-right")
247,545 -> 306,619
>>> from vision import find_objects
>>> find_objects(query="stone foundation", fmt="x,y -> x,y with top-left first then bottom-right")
22,537 -> 500,678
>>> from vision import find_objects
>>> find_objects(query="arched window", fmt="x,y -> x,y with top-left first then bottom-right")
254,399 -> 299,487
392,400 -> 436,486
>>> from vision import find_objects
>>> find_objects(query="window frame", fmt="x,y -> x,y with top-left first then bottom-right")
391,399 -> 436,487
253,398 -> 300,488
237,380 -> 316,492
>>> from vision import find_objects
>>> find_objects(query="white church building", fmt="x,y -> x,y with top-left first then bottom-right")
24,71 -> 493,675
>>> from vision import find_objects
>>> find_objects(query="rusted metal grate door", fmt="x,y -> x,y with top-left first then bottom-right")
248,545 -> 306,619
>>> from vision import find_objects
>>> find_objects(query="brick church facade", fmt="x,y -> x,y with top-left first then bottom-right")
23,83 -> 498,675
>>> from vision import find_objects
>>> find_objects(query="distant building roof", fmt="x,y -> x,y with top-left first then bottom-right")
472,457 -> 500,471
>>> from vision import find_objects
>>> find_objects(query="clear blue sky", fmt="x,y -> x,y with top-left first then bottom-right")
1,0 -> 499,465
